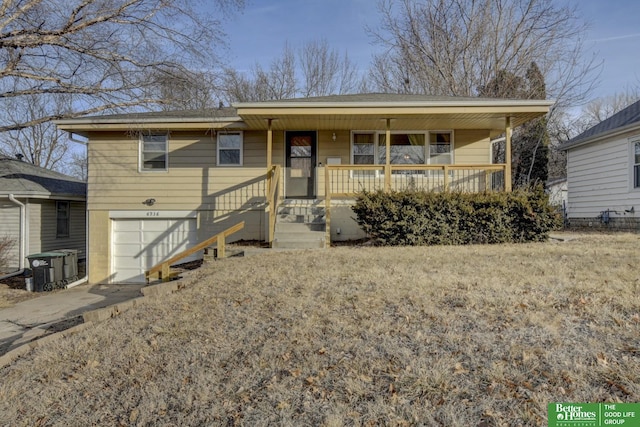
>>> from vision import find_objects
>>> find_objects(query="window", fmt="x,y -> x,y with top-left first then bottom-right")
429,132 -> 453,165
351,130 -> 454,171
378,134 -> 426,164
140,134 -> 168,171
634,141 -> 640,188
217,132 -> 243,166
56,201 -> 70,238
352,133 -> 375,165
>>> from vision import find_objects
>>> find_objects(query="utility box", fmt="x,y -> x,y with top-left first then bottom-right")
26,252 -> 65,292
56,249 -> 79,282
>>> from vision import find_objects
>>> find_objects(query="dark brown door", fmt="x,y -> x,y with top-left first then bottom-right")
285,131 -> 316,198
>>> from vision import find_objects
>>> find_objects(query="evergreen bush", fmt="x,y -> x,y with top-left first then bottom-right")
351,185 -> 561,246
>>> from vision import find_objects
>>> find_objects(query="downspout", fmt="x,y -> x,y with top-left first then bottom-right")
0,194 -> 26,280
65,204 -> 89,289
64,131 -> 89,289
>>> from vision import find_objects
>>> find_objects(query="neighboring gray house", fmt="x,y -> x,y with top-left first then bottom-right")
560,99 -> 640,230
0,156 -> 86,273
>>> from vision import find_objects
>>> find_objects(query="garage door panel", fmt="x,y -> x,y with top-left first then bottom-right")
112,218 -> 199,283
113,221 -> 142,232
113,233 -> 142,244
112,256 -> 144,269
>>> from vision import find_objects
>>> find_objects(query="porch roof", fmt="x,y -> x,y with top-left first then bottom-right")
55,94 -> 553,135
236,94 -> 553,134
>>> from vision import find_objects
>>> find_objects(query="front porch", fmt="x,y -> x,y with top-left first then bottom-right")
266,162 -> 508,247
236,94 -> 554,247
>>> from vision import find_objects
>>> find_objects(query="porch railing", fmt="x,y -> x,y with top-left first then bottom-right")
324,164 -> 506,244
266,164 -> 282,246
325,164 -> 507,197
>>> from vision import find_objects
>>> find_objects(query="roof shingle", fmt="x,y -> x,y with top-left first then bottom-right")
562,99 -> 640,149
0,157 -> 86,198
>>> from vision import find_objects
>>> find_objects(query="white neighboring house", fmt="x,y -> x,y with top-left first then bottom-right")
560,99 -> 640,230
0,156 -> 87,274
546,178 -> 568,209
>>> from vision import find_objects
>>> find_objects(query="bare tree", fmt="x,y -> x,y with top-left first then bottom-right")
0,95 -> 72,170
578,90 -> 640,132
220,44 -> 297,103
368,0 -> 600,109
0,0 -> 243,133
220,40 -> 363,103
152,70 -> 220,111
299,39 -> 359,97
67,149 -> 88,181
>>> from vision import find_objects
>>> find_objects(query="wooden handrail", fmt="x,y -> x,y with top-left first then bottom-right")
146,221 -> 245,282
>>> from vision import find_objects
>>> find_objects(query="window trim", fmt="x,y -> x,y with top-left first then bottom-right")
56,201 -> 70,239
139,133 -> 169,172
427,130 -> 455,166
631,138 -> 640,190
217,131 -> 244,167
350,130 -> 454,168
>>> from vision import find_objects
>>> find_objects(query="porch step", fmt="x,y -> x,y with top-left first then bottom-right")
273,200 -> 327,249
277,214 -> 326,224
272,230 -> 326,249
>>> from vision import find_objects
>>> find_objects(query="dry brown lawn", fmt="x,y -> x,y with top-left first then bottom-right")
0,276 -> 37,308
0,233 -> 638,426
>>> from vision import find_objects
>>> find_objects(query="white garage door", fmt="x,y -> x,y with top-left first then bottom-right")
112,218 -> 200,283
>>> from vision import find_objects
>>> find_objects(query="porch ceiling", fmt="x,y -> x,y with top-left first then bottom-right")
239,111 -> 545,132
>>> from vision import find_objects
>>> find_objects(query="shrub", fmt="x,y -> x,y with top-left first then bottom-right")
0,235 -> 16,270
351,185 -> 561,246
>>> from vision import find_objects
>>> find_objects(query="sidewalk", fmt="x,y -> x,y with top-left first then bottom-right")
0,283 -> 144,356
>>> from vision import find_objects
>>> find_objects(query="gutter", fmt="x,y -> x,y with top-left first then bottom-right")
233,99 -> 556,109
0,194 -> 26,280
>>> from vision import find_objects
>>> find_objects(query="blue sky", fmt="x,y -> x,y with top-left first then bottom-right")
223,0 -> 640,101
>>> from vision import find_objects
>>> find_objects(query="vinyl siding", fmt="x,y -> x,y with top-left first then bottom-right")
566,134 -> 640,218
454,129 -> 491,164
86,130 -> 267,211
0,202 -> 20,269
27,199 -> 86,258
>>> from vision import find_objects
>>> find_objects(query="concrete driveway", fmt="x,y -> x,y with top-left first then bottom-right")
0,283 -> 144,356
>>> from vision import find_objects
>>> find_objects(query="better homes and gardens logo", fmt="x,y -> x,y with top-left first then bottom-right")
548,403 -> 639,426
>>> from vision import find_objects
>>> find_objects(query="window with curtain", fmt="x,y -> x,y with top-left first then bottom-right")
378,133 -> 425,164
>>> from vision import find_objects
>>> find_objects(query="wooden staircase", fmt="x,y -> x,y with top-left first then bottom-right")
272,200 -> 326,249
145,222 -> 244,283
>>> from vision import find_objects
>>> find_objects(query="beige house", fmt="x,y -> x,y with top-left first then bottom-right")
0,156 -> 86,275
56,94 -> 552,284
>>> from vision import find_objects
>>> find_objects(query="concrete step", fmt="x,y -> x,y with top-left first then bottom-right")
277,214 -> 326,224
277,206 -> 326,216
272,232 -> 326,249
275,222 -> 325,232
274,200 -> 327,249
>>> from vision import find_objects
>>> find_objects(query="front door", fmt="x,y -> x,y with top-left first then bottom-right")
285,131 -> 316,198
